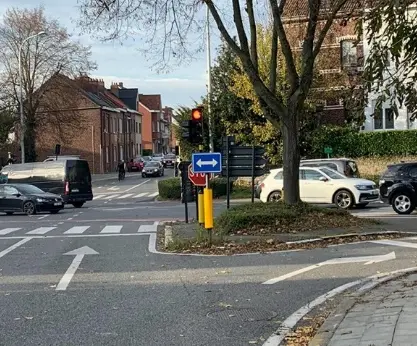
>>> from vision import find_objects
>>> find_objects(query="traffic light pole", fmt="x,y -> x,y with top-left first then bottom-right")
206,6 -> 214,153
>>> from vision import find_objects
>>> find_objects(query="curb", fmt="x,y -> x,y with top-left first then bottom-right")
263,267 -> 417,346
309,268 -> 417,346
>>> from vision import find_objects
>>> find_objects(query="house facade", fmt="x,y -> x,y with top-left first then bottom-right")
361,6 -> 417,132
34,75 -> 141,173
139,94 -> 170,154
283,0 -> 363,125
163,106 -> 176,151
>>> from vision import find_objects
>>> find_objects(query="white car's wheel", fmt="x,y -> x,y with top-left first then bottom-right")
334,189 -> 354,209
267,190 -> 282,202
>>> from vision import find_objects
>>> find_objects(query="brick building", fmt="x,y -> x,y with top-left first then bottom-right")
34,75 -> 142,173
283,0 -> 363,125
162,106 -> 176,151
139,94 -> 170,154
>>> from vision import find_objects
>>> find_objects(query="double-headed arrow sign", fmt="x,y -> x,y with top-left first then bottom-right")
56,246 -> 99,291
196,158 -> 218,167
262,251 -> 396,285
192,153 -> 222,173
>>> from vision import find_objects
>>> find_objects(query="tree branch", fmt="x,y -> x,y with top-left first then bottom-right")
269,22 -> 278,94
269,0 -> 299,91
232,0 -> 250,54
246,0 -> 258,71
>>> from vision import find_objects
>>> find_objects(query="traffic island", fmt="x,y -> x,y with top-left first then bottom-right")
156,202 -> 410,255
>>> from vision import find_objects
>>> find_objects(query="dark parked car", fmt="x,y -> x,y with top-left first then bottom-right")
142,161 -> 164,177
0,184 -> 64,215
1,159 -> 93,208
379,162 -> 417,214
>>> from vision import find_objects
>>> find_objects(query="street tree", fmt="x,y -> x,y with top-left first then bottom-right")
77,0 -> 365,204
0,7 -> 96,162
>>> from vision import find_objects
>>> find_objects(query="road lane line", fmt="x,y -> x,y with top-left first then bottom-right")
117,194 -> 134,199
103,194 -> 118,200
123,179 -> 151,192
370,239 -> 417,249
64,226 -> 90,235
0,238 -> 32,259
134,192 -> 148,198
100,225 -> 123,233
149,192 -> 159,197
26,227 -> 56,235
138,221 -> 159,233
38,215 -> 49,220
93,195 -> 105,200
0,228 -> 21,235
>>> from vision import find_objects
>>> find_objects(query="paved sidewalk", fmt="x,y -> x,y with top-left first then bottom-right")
322,273 -> 417,346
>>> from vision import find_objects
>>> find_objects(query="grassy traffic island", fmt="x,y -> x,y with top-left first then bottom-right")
158,202 -> 406,255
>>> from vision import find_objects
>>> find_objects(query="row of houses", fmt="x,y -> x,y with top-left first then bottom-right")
4,75 -> 176,174
283,0 -> 415,132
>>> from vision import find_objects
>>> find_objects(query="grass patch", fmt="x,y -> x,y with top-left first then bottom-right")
214,202 -> 376,236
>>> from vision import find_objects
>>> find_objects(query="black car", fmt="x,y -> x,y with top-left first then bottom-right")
379,162 -> 417,214
142,161 -> 165,177
1,159 -> 93,208
0,184 -> 64,215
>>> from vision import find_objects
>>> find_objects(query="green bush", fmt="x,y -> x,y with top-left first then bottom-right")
310,126 -> 417,158
210,177 -> 233,198
215,202 -> 354,235
142,149 -> 152,156
158,178 -> 181,200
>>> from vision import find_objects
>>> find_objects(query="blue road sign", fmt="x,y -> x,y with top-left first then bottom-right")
192,152 -> 222,173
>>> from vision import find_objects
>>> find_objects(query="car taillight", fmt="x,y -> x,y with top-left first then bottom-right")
65,181 -> 69,195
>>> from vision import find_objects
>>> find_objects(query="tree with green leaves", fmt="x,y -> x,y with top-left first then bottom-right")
76,0 -> 380,204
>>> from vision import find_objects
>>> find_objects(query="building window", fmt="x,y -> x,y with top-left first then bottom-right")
119,119 -> 123,133
341,40 -> 357,68
113,145 -> 117,162
106,147 -> 109,162
139,123 -> 142,134
385,108 -> 394,129
374,108 -> 383,130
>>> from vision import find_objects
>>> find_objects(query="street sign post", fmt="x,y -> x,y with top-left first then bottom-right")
192,153 -> 222,173
324,147 -> 333,158
188,164 -> 206,186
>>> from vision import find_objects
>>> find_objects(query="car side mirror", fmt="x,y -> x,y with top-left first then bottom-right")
319,177 -> 328,182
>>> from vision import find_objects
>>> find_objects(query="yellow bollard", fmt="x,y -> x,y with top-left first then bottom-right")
204,188 -> 213,229
198,192 -> 205,225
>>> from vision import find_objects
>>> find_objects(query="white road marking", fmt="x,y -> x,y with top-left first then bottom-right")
0,238 -> 32,259
117,194 -> 134,199
149,192 -> 159,197
100,225 -> 123,233
138,221 -> 159,233
134,192 -> 148,198
0,228 -> 21,235
64,226 -> 90,235
38,215 -> 49,220
103,194 -> 118,200
108,187 -> 120,191
56,246 -> 99,291
93,195 -> 105,200
26,227 -> 56,235
370,239 -> 417,249
123,180 -> 151,192
262,252 -> 396,284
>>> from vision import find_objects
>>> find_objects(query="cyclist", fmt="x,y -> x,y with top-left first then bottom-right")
118,160 -> 126,180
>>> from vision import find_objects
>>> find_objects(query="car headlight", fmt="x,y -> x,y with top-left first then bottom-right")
36,198 -> 47,202
154,169 -> 158,172
354,185 -> 372,190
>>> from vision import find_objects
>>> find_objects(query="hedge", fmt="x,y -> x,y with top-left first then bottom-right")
310,126 -> 417,158
210,177 -> 233,198
158,178 -> 181,200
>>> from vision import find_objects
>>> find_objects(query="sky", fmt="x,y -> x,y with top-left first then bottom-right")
0,0 -> 224,109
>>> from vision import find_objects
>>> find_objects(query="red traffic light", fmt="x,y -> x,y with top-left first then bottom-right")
191,108 -> 203,121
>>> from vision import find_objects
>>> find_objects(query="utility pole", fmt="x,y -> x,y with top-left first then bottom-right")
206,6 -> 214,153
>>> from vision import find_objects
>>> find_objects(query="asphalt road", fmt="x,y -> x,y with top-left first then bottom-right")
1,172 -> 417,345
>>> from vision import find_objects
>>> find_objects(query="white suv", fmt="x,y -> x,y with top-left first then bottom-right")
260,166 -> 379,209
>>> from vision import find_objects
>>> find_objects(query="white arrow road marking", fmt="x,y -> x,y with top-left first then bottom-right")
370,239 -> 417,249
56,246 -> 99,291
262,252 -> 396,284
196,158 -> 217,167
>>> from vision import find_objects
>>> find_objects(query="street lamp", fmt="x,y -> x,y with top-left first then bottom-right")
19,31 -> 47,163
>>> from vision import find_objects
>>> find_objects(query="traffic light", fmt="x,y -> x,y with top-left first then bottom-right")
190,107 -> 203,144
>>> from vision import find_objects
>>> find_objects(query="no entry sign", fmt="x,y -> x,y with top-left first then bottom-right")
188,164 -> 206,186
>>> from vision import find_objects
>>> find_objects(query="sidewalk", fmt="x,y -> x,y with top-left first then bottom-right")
314,273 -> 417,346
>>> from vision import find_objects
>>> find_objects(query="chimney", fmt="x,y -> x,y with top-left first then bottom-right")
118,82 -> 123,88
110,82 -> 119,96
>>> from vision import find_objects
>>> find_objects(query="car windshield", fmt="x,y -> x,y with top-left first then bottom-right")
15,184 -> 45,194
153,154 -> 163,157
133,158 -> 143,163
164,155 -> 176,159
146,162 -> 159,167
319,167 -> 346,179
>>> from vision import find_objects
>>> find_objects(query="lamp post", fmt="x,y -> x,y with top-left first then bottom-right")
19,31 -> 47,163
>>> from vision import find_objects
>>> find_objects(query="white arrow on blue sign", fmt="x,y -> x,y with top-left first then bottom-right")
192,152 -> 222,173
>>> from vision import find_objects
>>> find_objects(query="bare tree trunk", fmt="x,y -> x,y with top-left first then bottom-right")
282,106 -> 300,204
